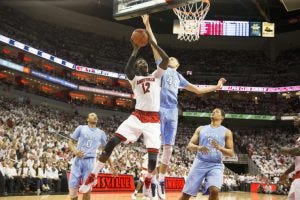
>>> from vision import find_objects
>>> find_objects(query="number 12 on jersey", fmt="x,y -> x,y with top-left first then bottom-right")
142,82 -> 150,94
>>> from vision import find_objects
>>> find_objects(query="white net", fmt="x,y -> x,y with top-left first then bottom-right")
173,0 -> 210,42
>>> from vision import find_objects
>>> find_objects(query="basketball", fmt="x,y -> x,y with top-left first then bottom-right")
131,29 -> 149,47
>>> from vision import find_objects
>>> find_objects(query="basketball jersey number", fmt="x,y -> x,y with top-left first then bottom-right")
142,82 -> 150,94
167,76 -> 173,85
86,140 -> 92,148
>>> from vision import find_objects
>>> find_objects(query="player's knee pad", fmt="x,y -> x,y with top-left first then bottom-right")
69,188 -> 78,198
102,136 -> 122,157
161,145 -> 173,165
148,153 -> 158,172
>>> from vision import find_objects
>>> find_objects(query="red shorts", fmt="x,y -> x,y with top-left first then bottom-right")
115,110 -> 161,150
132,109 -> 160,123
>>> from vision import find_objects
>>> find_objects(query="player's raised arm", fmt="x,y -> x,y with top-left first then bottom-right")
125,40 -> 140,80
184,78 -> 227,95
150,41 -> 169,70
142,15 -> 160,62
187,126 -> 209,154
147,34 -> 169,70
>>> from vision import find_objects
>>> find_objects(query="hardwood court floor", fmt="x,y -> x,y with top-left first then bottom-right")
3,192 -> 287,200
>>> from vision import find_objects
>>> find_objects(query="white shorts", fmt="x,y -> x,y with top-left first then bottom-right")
116,114 -> 161,150
288,179 -> 300,200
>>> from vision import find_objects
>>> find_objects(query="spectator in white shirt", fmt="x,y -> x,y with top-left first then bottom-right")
38,162 -> 50,191
16,161 -> 30,192
5,161 -> 17,193
29,163 -> 41,195
0,159 -> 7,195
26,155 -> 35,169
46,162 -> 61,192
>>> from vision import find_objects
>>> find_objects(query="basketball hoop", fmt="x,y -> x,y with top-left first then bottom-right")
173,0 -> 210,42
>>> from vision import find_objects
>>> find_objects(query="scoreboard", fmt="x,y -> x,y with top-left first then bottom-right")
173,20 -> 274,37
200,20 -> 249,36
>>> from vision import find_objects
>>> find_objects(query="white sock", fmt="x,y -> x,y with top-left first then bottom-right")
134,190 -> 138,194
92,161 -> 105,174
158,173 -> 165,182
151,175 -> 158,184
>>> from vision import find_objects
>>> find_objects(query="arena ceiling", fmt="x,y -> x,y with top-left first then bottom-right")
1,0 -> 300,33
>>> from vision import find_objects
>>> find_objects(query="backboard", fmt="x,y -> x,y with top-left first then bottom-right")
113,0 -> 201,20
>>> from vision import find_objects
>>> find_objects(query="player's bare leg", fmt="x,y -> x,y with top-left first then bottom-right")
82,191 -> 91,200
69,188 -> 79,200
208,186 -> 220,200
158,145 -> 173,199
178,193 -> 191,200
132,180 -> 144,200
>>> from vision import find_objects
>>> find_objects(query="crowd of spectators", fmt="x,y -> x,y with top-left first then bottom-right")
0,6 -> 299,87
235,128 -> 297,180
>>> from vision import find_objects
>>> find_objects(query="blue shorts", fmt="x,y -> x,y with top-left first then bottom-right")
183,158 -> 224,197
69,157 -> 96,188
160,107 -> 178,146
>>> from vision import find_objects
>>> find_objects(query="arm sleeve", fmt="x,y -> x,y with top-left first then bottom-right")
178,72 -> 190,88
70,125 -> 82,141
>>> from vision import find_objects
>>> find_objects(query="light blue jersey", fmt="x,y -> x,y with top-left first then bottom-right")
197,125 -> 227,163
160,68 -> 190,109
70,125 -> 107,158
69,125 -> 106,188
160,67 -> 189,145
183,125 -> 227,196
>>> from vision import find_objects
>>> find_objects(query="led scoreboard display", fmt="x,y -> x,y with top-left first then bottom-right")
200,20 -> 250,36
173,20 -> 273,37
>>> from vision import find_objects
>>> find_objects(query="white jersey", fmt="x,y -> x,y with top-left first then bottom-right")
129,66 -> 165,112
